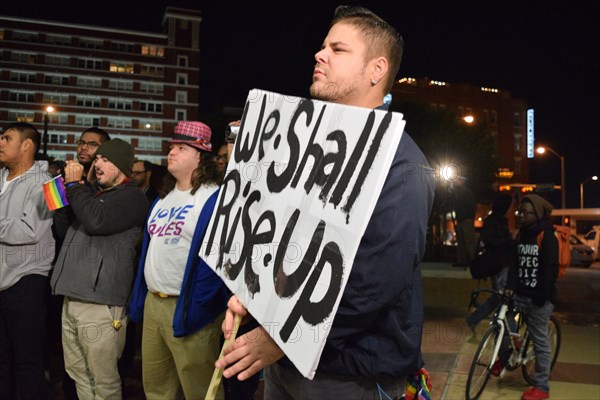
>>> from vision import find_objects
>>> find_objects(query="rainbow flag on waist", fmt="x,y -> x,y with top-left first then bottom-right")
43,175 -> 69,210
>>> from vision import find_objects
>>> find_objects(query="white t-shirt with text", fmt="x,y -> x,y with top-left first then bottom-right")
144,184 -> 218,295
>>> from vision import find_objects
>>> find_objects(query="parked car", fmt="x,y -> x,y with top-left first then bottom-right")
570,234 -> 594,268
581,226 -> 600,260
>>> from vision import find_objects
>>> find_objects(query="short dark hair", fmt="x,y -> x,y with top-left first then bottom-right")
1,122 -> 41,153
134,159 -> 153,172
332,5 -> 404,93
80,127 -> 111,142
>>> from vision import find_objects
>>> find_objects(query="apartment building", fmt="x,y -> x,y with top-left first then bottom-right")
392,77 -> 531,183
0,7 -> 202,164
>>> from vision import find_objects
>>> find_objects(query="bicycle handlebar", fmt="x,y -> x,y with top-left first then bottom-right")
468,288 -> 514,310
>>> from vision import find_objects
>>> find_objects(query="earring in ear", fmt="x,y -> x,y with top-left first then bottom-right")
371,79 -> 378,86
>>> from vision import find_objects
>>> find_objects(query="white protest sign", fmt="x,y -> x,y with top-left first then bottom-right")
200,89 -> 405,379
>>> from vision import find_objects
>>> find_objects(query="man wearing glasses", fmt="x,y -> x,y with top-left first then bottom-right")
132,159 -> 159,204
76,127 -> 110,181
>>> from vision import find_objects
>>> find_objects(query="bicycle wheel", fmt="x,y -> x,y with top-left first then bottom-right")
466,324 -> 501,400
522,315 -> 561,385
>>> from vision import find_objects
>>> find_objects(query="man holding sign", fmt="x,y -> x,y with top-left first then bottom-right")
214,5 -> 435,399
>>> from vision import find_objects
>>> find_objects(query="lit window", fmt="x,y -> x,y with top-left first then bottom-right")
141,45 -> 165,57
8,111 -> 35,122
109,63 -> 134,74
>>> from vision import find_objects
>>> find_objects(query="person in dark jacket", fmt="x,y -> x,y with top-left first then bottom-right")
215,6 -> 436,399
50,138 -> 149,399
465,193 -> 514,335
503,194 -> 558,400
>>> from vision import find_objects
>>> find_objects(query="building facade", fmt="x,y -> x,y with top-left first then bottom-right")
0,7 -> 201,164
392,77 -> 531,184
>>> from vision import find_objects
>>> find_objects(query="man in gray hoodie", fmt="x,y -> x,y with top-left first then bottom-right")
0,122 -> 55,400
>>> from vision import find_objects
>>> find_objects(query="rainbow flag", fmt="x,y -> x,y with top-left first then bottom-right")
43,175 -> 69,210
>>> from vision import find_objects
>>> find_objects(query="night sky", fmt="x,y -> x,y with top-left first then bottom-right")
3,0 -> 598,208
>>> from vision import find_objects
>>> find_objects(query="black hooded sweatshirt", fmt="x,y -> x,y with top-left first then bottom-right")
507,218 -> 559,306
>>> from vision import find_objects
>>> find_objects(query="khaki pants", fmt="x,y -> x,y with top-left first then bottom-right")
62,297 -> 127,400
141,293 -> 224,400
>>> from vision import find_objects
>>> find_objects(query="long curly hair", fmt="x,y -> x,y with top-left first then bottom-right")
159,151 -> 223,198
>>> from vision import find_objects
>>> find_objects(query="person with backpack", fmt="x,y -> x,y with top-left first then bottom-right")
465,193 -> 514,336
503,194 -> 559,400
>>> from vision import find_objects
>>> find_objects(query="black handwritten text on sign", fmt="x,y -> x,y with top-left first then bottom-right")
201,90 -> 404,379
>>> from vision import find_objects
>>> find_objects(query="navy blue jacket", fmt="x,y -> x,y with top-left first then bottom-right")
280,130 -> 436,378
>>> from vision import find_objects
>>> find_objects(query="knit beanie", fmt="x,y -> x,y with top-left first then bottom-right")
522,194 -> 553,220
96,138 -> 134,177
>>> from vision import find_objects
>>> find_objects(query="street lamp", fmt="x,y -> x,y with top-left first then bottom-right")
42,106 -> 55,159
463,115 -> 475,124
536,146 -> 566,210
580,175 -> 599,208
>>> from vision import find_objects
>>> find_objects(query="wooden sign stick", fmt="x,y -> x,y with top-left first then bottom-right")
204,314 -> 242,400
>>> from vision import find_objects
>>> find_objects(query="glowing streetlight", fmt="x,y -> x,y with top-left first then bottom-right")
441,164 -> 458,181
536,146 -> 566,210
580,175 -> 599,208
43,106 -> 55,159
463,115 -> 474,124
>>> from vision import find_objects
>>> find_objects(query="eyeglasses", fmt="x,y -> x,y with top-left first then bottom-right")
516,210 -> 536,217
77,140 -> 100,149
132,170 -> 148,176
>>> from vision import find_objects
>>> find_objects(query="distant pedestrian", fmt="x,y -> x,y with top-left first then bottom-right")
465,193 -> 514,335
502,194 -> 558,400
450,183 -> 477,267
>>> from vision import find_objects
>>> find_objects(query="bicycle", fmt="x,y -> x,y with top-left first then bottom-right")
465,288 -> 561,400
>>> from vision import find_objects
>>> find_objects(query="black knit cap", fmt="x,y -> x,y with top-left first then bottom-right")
96,138 -> 135,177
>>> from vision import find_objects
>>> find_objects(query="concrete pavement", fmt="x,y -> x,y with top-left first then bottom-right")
422,262 -> 600,400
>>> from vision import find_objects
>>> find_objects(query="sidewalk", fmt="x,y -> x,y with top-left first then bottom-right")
421,262 -> 600,400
